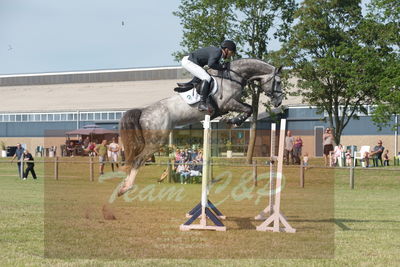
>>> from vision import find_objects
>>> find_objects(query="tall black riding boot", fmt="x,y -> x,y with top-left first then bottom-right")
177,76 -> 201,89
198,80 -> 210,112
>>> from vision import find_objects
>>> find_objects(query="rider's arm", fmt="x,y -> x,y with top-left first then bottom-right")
207,49 -> 225,71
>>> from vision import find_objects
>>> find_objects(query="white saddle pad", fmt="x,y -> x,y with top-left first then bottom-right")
178,77 -> 218,104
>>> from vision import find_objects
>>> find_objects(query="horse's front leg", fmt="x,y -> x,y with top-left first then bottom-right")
224,99 -> 253,127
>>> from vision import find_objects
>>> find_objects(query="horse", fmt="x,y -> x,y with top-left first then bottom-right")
118,58 -> 283,196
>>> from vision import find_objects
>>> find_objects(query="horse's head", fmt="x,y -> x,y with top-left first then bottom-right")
249,66 -> 284,108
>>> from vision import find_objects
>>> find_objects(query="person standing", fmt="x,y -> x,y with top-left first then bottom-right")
94,140 -> 108,175
23,150 -> 37,180
108,137 -> 120,172
11,143 -> 25,179
284,131 -> 295,165
293,136 -> 303,164
323,128 -> 334,166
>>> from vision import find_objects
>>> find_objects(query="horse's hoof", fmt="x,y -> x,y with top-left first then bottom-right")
117,187 -> 127,197
117,185 -> 133,197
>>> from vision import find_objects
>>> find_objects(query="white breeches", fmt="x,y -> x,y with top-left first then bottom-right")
181,56 -> 211,82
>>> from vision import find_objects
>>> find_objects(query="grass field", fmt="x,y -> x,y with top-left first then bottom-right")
0,157 -> 399,266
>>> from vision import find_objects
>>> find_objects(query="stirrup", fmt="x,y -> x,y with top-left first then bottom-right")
198,102 -> 209,112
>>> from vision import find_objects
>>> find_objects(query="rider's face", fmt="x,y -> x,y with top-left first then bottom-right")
226,49 -> 235,58
222,48 -> 235,59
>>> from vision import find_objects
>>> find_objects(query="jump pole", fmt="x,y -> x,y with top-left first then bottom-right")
256,119 -> 296,233
180,115 -> 226,231
255,123 -> 276,220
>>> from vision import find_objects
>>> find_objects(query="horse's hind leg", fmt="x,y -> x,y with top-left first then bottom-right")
117,143 -> 164,197
118,168 -> 139,197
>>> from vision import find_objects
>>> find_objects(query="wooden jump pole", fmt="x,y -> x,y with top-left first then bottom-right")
256,119 -> 296,233
253,160 -> 258,187
89,156 -> 94,182
180,115 -> 226,231
54,156 -> 59,180
255,123 -> 276,220
349,165 -> 355,189
300,160 -> 305,188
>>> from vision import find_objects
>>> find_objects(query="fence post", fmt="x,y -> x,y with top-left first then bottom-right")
300,160 -> 305,188
19,157 -> 24,179
349,165 -> 355,189
89,157 -> 94,182
54,156 -> 59,180
253,160 -> 258,186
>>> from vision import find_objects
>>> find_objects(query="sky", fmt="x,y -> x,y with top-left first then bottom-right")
0,0 -> 184,74
0,0 -> 370,75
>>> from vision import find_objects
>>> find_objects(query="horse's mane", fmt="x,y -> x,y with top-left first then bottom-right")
230,58 -> 275,74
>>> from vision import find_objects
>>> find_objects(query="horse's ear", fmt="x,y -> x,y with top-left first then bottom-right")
276,66 -> 283,74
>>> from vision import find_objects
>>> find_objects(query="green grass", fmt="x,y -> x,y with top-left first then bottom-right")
0,157 -> 399,266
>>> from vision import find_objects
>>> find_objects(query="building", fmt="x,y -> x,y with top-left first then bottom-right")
1,66 -> 398,157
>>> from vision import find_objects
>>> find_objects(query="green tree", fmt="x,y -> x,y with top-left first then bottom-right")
172,0 -> 237,60
282,0 -> 387,145
366,0 -> 400,128
173,0 -> 296,162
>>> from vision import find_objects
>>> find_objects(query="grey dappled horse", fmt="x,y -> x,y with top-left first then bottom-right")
118,58 -> 283,196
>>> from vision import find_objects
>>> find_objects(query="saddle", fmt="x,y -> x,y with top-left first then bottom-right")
174,78 -> 215,95
174,66 -> 230,93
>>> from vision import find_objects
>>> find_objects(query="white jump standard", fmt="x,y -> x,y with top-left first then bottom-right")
180,115 -> 226,231
255,119 -> 296,233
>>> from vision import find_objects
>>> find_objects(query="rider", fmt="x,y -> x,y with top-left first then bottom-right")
180,40 -> 236,112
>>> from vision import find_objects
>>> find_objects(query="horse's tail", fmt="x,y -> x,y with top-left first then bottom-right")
119,109 -> 145,173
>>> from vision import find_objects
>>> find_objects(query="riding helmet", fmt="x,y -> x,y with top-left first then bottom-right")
221,40 -> 236,52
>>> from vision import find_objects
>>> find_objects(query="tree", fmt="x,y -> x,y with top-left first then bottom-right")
281,0 -> 387,145
366,0 -> 400,128
235,0 -> 296,163
173,0 -> 296,162
172,0 -> 237,60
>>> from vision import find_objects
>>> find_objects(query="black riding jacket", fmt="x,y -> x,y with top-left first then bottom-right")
188,46 -> 225,71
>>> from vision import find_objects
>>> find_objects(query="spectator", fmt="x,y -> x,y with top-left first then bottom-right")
370,140 -> 385,167
176,160 -> 190,184
333,144 -> 344,166
363,151 -> 370,168
323,128 -> 334,167
108,137 -> 120,172
23,150 -> 37,180
303,152 -> 309,168
94,140 -> 108,175
193,150 -> 203,172
11,143 -> 25,178
66,141 -> 76,157
85,141 -> 96,156
293,136 -> 303,164
83,137 -> 90,148
284,130 -> 295,165
345,149 -> 352,167
383,149 -> 389,166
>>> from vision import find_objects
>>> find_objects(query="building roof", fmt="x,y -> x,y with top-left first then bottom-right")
1,66 -> 304,114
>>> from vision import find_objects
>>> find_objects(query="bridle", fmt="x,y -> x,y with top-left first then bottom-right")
212,65 -> 284,100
